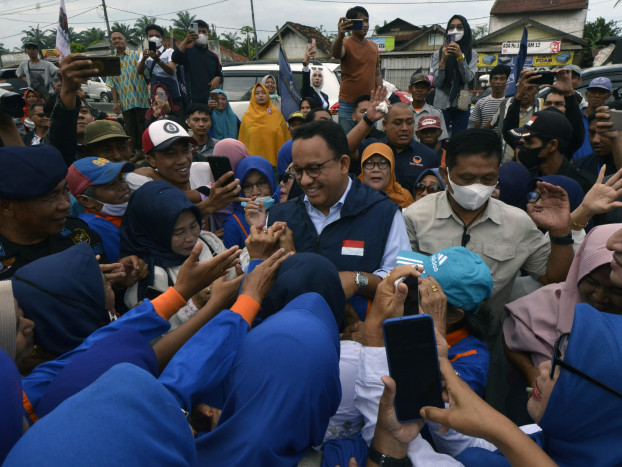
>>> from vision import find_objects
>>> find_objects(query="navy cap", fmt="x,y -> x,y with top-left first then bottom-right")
588,77 -> 612,93
0,145 -> 68,201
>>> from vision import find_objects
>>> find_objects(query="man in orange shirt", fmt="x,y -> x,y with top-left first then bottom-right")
331,6 -> 383,135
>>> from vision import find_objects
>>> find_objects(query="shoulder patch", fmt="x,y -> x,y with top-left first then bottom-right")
71,228 -> 91,245
0,257 -> 15,274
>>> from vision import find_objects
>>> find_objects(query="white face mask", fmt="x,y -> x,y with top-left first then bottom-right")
196,34 -> 209,47
148,37 -> 162,48
447,29 -> 464,42
82,195 -> 128,217
447,174 -> 495,210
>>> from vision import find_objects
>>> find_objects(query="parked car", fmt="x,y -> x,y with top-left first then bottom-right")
0,68 -> 27,94
81,77 -> 112,102
221,61 -> 340,120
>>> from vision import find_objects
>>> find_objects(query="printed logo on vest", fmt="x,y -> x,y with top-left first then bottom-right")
410,155 -> 423,167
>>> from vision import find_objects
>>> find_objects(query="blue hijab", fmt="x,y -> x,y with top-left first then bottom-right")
209,89 -> 240,140
531,175 -> 584,212
498,162 -> 531,209
3,363 -> 197,466
120,181 -> 202,297
235,155 -> 280,205
257,252 -> 345,329
196,292 -> 342,465
11,243 -> 107,356
458,304 -> 622,466
0,350 -> 22,463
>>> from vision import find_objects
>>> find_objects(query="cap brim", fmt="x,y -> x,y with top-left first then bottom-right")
410,80 -> 431,86
91,161 -> 135,186
396,250 -> 430,276
152,136 -> 195,152
288,118 -> 306,124
87,133 -> 131,145
587,85 -> 611,92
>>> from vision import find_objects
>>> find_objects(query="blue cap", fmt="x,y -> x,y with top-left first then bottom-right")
396,247 -> 493,312
588,77 -> 612,93
0,145 -> 67,201
565,64 -> 581,77
66,157 -> 134,196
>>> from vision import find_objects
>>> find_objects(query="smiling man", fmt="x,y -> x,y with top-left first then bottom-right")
268,120 -> 410,318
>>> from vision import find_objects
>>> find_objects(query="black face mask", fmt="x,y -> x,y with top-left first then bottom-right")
517,145 -> 544,170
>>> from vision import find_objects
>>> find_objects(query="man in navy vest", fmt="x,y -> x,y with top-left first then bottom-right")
268,120 -> 411,318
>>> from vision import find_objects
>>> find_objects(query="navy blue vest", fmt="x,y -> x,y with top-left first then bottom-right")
268,177 -> 399,273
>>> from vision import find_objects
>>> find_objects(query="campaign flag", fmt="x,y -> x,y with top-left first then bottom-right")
56,0 -> 71,59
505,27 -> 528,98
278,43 -> 301,119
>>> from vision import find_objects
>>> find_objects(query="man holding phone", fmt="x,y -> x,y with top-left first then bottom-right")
331,6 -> 382,134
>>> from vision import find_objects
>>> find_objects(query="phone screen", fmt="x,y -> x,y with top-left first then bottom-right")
532,71 -> 555,86
383,315 -> 444,422
350,19 -> 364,30
191,22 -> 199,34
206,156 -> 235,186
149,40 -> 157,52
445,33 -> 456,46
77,56 -> 121,77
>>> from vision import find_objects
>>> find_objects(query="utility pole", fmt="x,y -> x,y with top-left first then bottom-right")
249,0 -> 259,60
101,0 -> 113,54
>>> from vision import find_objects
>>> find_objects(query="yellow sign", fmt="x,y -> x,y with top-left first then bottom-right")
477,54 -> 498,67
476,51 -> 574,68
42,49 -> 60,59
532,52 -> 574,66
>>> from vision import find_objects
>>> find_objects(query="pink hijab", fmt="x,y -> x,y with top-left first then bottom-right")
504,223 -> 622,366
213,138 -> 249,171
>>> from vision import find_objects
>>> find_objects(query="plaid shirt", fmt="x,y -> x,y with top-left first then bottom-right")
107,50 -> 150,111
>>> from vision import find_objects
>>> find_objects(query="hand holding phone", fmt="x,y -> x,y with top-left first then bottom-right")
148,40 -> 157,53
207,156 -> 235,187
191,22 -> 199,34
604,109 -> 622,131
74,56 -> 121,77
350,18 -> 364,30
445,33 -> 456,47
530,70 -> 555,86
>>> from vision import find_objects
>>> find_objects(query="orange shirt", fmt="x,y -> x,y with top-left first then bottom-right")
339,37 -> 380,103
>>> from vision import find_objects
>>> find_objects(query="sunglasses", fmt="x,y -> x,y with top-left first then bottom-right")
33,113 -> 48,118
527,191 -> 540,204
414,182 -> 444,195
551,333 -> 622,399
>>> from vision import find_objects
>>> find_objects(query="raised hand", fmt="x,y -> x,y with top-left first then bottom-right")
527,181 -> 571,236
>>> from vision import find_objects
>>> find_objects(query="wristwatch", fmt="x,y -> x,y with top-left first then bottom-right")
362,111 -> 374,126
456,53 -> 465,62
354,271 -> 368,289
368,444 -> 412,467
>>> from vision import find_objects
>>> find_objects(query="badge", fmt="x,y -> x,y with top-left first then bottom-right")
342,240 -> 364,256
163,122 -> 180,134
0,257 -> 15,274
267,108 -> 273,114
71,228 -> 91,245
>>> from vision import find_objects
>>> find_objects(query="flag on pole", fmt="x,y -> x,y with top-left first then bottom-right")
505,27 -> 528,98
278,43 -> 301,119
56,0 -> 71,59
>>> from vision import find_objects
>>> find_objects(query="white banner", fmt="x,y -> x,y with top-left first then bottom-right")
502,40 -> 562,55
56,0 -> 71,59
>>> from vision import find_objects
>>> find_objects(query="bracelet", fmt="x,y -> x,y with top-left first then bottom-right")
550,234 -> 574,245
569,215 -> 588,230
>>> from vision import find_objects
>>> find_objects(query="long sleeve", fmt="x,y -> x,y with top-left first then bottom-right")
44,96 -> 79,166
502,98 -> 522,149
457,50 -> 478,86
564,93 -> 585,156
171,48 -> 187,66
301,67 -> 312,98
431,50 -> 445,88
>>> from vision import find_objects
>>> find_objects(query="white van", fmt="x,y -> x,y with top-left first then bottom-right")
81,77 -> 112,102
221,61 -> 340,120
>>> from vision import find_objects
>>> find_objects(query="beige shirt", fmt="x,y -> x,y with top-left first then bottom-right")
403,192 -> 550,326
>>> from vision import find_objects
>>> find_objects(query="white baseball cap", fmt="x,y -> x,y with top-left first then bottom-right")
142,120 -> 194,154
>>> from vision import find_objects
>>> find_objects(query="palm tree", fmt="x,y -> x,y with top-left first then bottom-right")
240,26 -> 253,57
221,31 -> 241,50
21,25 -> 50,50
111,22 -> 139,43
79,27 -> 106,47
134,16 -> 158,43
171,11 -> 197,31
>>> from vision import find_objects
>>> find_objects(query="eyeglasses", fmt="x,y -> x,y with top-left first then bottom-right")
33,112 -> 48,118
551,333 -> 622,399
242,179 -> 270,193
527,191 -> 540,204
289,156 -> 340,179
414,182 -> 444,195
363,158 -> 390,170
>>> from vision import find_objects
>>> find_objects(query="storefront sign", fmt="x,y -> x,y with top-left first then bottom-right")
369,36 -> 395,53
41,49 -> 60,59
502,40 -> 562,55
477,51 -> 574,68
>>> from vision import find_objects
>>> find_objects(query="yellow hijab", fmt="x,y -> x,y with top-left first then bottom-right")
238,83 -> 289,166
358,142 -> 414,209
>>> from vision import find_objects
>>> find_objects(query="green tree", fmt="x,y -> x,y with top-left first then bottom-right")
472,24 -> 488,40
583,17 -> 622,66
0,43 -> 9,54
240,26 -> 254,57
21,25 -> 51,50
134,16 -> 158,43
220,31 -> 241,50
78,27 -> 106,47
317,24 -> 336,42
70,42 -> 86,53
171,11 -> 197,31
111,22 -> 139,42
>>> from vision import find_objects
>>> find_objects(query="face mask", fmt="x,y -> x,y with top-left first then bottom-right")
196,34 -> 209,47
241,196 -> 275,211
447,174 -> 495,210
148,37 -> 162,48
517,145 -> 544,170
447,29 -> 464,42
83,195 -> 128,217
156,91 -> 167,101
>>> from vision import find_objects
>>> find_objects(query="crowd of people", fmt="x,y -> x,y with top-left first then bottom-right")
2,6 -> 622,466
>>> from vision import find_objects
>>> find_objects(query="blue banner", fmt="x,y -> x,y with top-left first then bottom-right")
278,44 -> 301,119
505,27 -> 528,98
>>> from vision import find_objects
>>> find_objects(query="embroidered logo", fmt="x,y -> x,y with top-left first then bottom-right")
71,228 -> 91,245
163,122 -> 179,134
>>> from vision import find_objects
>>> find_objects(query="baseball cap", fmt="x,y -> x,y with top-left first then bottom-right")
23,42 -> 38,49
587,77 -> 612,93
510,110 -> 572,143
142,120 -> 194,155
409,72 -> 431,87
287,112 -> 306,124
67,157 -> 134,197
396,247 -> 493,312
85,120 -> 130,145
417,115 -> 441,131
565,64 -> 581,77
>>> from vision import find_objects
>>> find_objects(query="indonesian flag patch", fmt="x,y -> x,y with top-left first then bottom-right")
342,240 -> 364,256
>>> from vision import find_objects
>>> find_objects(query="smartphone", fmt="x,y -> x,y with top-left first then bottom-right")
394,275 -> 419,316
531,71 -> 555,86
191,22 -> 199,34
146,286 -> 164,300
349,18 -> 364,30
311,38 -> 316,47
383,315 -> 444,422
148,40 -> 157,52
445,33 -> 456,46
606,109 -> 622,131
206,155 -> 235,186
75,56 -> 121,77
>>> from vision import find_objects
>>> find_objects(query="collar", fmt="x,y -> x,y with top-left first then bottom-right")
85,209 -> 122,228
303,177 -> 352,214
437,191 -> 502,225
446,327 -> 470,347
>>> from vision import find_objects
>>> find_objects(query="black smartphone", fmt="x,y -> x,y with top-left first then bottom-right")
148,40 -> 157,52
75,56 -> 121,77
531,71 -> 555,86
146,286 -> 164,301
445,33 -> 456,46
383,315 -> 444,422
394,275 -> 419,316
206,155 -> 235,186
349,18 -> 364,30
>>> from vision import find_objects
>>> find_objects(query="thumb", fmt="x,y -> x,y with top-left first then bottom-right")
379,375 -> 397,407
420,405 -> 446,424
187,241 -> 203,262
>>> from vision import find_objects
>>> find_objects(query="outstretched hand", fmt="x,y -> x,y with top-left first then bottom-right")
578,165 -> 622,216
527,181 -> 571,236
240,248 -> 293,304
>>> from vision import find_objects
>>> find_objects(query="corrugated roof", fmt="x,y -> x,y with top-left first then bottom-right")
491,0 -> 588,15
286,22 -> 332,53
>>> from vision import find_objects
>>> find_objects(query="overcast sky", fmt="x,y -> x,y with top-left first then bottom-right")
1,0 -> 621,51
